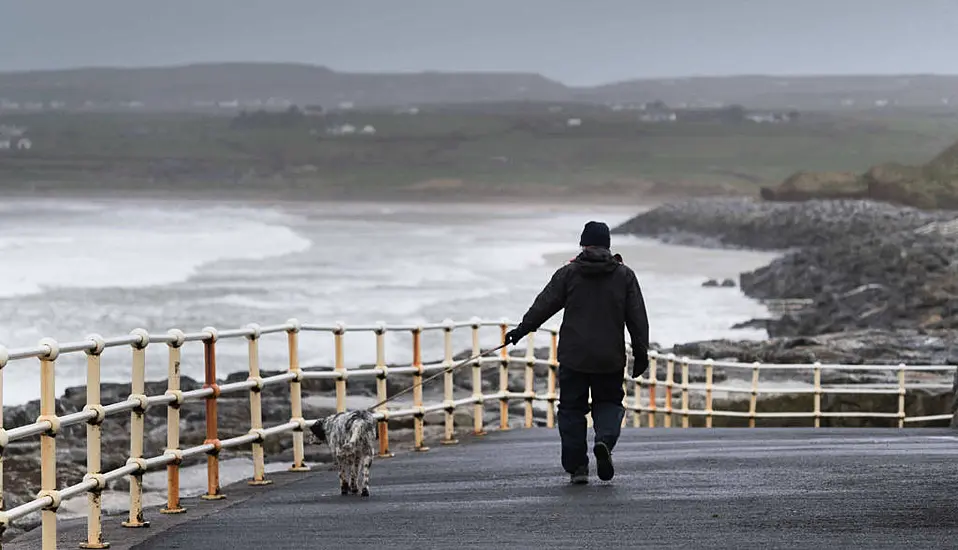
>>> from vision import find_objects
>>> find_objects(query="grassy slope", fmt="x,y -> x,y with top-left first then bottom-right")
2,106 -> 957,200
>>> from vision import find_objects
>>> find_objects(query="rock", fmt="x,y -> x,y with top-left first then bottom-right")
739,228 -> 958,336
702,279 -> 719,287
611,197 -> 949,251
760,170 -> 864,202
721,278 -> 736,288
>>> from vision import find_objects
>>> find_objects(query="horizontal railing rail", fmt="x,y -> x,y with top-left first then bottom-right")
0,317 -> 954,550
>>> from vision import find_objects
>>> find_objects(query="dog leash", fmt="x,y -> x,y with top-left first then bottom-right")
365,343 -> 509,411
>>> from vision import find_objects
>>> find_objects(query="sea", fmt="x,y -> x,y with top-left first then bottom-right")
0,198 -> 780,406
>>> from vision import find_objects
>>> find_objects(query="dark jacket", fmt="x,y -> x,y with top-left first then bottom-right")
514,247 -> 649,374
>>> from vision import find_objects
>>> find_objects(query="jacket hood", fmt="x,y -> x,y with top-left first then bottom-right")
573,247 -> 620,276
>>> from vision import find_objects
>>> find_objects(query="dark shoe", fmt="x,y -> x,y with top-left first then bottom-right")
569,465 -> 589,485
593,442 -> 614,481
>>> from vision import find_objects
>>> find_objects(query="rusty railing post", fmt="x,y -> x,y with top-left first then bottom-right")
633,351 -> 647,427
523,332 -> 536,429
664,353 -> 675,428
647,353 -> 658,428
333,322 -> 346,413
498,320 -> 511,431
80,334 -> 110,548
287,319 -> 310,472
374,322 -> 394,458
412,326 -> 429,452
201,327 -> 226,500
470,318 -> 486,435
441,320 -> 459,445
546,328 -> 558,429
123,328 -> 151,528
246,324 -> 272,485
161,329 -> 187,513
38,338 -> 61,550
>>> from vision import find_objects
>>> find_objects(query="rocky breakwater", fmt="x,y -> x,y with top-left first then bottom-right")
614,197 -> 958,426
1,346 -> 555,538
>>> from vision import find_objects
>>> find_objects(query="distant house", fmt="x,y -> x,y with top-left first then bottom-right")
566,118 -> 582,127
639,112 -> 676,122
17,138 -> 32,150
0,140 -> 10,150
639,101 -> 677,122
745,112 -> 793,124
360,125 -> 377,135
327,124 -> 357,136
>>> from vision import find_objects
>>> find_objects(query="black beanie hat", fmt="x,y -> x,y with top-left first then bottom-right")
579,221 -> 611,248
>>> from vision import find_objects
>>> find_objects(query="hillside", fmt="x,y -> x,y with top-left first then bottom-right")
2,105 -> 957,201
761,136 -> 958,209
4,63 -> 958,111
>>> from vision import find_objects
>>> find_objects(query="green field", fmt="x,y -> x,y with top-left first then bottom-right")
2,104 -> 958,201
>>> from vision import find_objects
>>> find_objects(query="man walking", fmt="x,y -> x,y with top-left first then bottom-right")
505,221 -> 649,484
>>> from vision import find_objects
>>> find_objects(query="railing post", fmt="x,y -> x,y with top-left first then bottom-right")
412,326 -> 429,452
442,320 -> 459,445
705,359 -> 714,428
813,362 -> 822,428
897,363 -> 907,429
161,329 -> 187,514
633,351 -> 647,427
334,322 -> 346,413
470,319 -> 486,436
37,338 -> 61,550
123,329 -> 151,528
749,362 -> 760,428
681,357 -> 690,428
246,324 -> 272,486
546,328 -> 558,429
287,319 -> 310,472
523,331 -> 536,429
374,322 -> 394,458
664,353 -> 675,428
647,353 -> 658,428
201,327 -> 226,500
499,320 -> 511,431
80,335 -> 109,548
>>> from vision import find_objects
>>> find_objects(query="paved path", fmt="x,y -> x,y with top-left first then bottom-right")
10,428 -> 958,549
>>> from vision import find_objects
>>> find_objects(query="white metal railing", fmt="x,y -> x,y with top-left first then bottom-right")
0,317 -> 954,549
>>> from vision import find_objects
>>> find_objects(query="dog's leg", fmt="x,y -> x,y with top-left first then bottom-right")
337,459 -> 350,495
349,456 -> 360,494
360,455 -> 372,497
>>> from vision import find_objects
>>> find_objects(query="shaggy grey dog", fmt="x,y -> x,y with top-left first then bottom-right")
309,410 -> 378,497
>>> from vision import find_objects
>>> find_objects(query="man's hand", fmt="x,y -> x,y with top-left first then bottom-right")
631,348 -> 649,378
504,328 -> 525,345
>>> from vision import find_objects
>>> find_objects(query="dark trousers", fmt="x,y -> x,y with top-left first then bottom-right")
556,367 -> 625,473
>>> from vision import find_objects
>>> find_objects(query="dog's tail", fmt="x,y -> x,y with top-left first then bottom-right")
340,423 -> 366,454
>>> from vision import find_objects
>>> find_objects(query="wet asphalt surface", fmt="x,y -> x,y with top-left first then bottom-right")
10,428 -> 958,549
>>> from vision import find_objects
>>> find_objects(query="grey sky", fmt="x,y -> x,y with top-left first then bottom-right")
3,0 -> 958,86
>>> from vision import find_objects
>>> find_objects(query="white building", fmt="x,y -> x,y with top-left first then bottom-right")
566,118 -> 582,127
17,138 -> 32,150
360,125 -> 377,135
